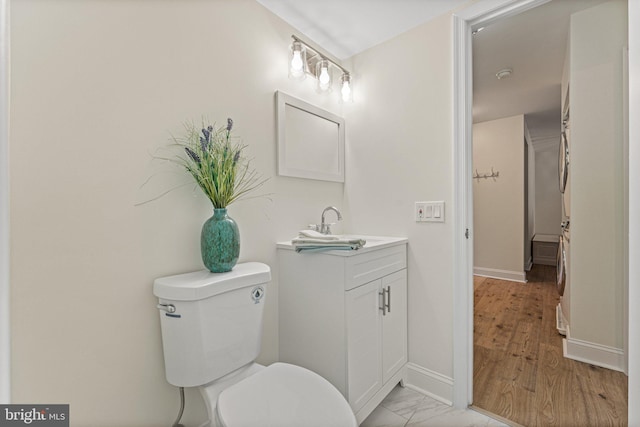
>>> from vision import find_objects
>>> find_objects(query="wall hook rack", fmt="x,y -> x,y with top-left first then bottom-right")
474,167 -> 500,181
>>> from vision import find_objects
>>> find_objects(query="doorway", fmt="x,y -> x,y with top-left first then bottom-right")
452,0 -> 633,420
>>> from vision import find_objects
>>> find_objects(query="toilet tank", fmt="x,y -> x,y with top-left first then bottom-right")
153,262 -> 270,387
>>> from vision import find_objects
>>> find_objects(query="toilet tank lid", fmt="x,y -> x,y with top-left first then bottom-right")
153,262 -> 271,301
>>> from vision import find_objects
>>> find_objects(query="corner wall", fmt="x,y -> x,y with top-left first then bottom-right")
563,0 -> 628,371
472,116 -> 525,281
344,10 -> 458,401
566,0 -> 627,366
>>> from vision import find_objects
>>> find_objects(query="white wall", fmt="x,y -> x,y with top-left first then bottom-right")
533,139 -> 562,235
344,11 -> 456,394
472,116 -> 525,279
10,0 -> 637,423
568,0 -> 627,350
10,1 -> 347,425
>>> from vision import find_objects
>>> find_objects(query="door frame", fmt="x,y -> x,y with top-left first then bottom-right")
453,0 -> 638,412
627,1 -> 639,423
451,0 -> 553,408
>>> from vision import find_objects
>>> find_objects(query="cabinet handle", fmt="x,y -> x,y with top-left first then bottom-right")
385,286 -> 391,313
379,290 -> 386,315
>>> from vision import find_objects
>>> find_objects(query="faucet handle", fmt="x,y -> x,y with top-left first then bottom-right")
320,223 -> 334,235
308,224 -> 320,232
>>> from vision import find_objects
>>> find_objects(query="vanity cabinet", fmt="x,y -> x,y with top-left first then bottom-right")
277,237 -> 407,424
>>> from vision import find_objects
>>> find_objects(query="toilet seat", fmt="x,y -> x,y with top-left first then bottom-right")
216,362 -> 357,427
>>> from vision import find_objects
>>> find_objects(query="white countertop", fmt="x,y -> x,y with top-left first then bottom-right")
277,234 -> 408,257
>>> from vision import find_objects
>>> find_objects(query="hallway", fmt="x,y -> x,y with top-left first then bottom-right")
473,265 -> 628,426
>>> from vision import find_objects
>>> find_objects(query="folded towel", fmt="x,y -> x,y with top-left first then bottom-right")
291,237 -> 366,245
297,229 -> 340,240
291,231 -> 366,253
295,244 -> 362,253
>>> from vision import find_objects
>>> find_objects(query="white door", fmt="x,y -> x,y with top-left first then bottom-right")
381,270 -> 408,383
346,279 -> 382,413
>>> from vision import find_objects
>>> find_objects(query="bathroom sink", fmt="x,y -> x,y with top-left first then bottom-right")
276,234 -> 407,255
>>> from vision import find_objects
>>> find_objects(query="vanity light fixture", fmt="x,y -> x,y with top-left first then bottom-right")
289,35 -> 353,102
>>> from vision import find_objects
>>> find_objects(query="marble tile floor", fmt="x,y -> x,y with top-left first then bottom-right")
361,385 -> 509,427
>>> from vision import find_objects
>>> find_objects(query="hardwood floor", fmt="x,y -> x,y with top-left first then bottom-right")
473,265 -> 628,426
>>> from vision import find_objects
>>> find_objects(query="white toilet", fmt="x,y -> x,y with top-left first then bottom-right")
154,262 -> 357,427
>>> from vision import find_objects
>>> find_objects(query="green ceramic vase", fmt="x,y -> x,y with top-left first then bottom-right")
201,208 -> 240,273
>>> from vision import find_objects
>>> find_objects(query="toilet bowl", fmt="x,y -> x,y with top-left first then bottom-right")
154,263 -> 357,427
213,363 -> 356,427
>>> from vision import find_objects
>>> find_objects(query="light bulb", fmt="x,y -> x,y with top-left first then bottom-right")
316,60 -> 332,92
289,41 -> 306,80
340,73 -> 352,103
291,51 -> 303,75
341,81 -> 351,102
319,67 -> 330,89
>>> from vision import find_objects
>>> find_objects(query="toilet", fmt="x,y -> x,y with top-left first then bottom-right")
153,262 -> 357,427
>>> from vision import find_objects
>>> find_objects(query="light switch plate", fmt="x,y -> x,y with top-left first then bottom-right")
415,201 -> 445,222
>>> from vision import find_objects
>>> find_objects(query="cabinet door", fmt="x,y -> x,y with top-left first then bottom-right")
346,279 -> 382,413
381,270 -> 407,383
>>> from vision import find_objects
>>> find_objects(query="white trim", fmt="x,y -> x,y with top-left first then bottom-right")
0,0 -> 10,404
454,0 -> 549,25
405,363 -> 453,406
563,328 -> 625,373
451,12 -> 474,409
622,46 -> 629,377
452,0 -> 552,410
473,268 -> 526,283
525,256 -> 533,272
628,0 -> 639,423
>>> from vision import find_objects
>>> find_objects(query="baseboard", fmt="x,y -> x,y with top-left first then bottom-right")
563,328 -> 625,373
473,267 -> 526,283
405,362 -> 453,406
525,257 -> 533,272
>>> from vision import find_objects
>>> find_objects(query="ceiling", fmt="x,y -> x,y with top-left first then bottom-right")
256,0 -> 469,60
258,0 -> 607,143
472,0 -> 607,141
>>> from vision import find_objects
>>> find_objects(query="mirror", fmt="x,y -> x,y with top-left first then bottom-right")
276,91 -> 345,182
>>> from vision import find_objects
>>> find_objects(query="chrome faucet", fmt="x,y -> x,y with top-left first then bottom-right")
318,206 -> 342,235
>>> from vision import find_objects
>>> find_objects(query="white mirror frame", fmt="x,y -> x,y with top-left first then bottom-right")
276,91 -> 345,182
